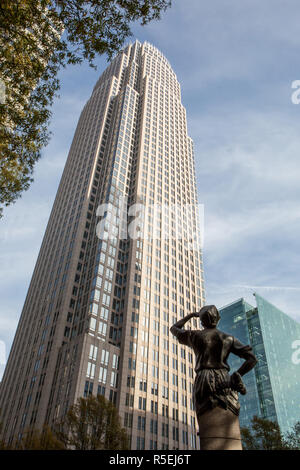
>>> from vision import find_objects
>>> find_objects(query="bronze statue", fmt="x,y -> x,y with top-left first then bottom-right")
170,305 -> 257,450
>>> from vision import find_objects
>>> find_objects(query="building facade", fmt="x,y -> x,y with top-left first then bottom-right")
219,293 -> 300,434
0,41 -> 205,449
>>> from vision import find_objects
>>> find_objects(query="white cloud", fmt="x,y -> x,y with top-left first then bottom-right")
204,200 -> 300,252
192,111 -> 300,176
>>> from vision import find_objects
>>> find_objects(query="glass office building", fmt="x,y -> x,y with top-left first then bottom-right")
219,293 -> 300,434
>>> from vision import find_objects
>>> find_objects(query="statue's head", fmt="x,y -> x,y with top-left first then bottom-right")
199,305 -> 220,328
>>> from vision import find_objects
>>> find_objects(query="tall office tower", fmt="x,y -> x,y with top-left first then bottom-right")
0,41 -> 205,449
219,293 -> 300,434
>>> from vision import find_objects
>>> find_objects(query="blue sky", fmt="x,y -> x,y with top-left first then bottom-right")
1,0 -> 300,376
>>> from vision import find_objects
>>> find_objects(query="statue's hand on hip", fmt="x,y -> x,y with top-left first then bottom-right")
230,371 -> 247,395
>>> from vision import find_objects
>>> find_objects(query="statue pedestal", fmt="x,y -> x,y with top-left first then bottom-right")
198,407 -> 243,450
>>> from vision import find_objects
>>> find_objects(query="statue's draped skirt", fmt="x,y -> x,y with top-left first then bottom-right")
193,368 -> 240,417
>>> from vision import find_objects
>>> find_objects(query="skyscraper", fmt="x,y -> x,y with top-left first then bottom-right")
219,294 -> 300,434
0,41 -> 205,449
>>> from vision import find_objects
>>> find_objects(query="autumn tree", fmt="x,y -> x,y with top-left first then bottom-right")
0,420 -> 9,449
0,0 -> 171,217
18,425 -> 66,450
54,394 -> 129,450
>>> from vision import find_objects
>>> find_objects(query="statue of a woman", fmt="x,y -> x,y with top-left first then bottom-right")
170,305 -> 258,450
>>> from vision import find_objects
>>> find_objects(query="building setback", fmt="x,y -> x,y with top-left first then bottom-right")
0,41 -> 205,449
219,293 -> 300,434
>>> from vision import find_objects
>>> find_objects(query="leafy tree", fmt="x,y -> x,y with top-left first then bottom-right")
241,415 -> 292,450
283,421 -> 300,450
0,0 -> 171,217
54,394 -> 129,450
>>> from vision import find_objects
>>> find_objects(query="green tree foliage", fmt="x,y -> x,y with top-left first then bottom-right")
241,415 -> 300,450
54,394 -> 129,450
0,0 -> 171,217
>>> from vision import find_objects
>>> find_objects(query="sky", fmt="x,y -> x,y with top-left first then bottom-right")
1,0 -> 300,377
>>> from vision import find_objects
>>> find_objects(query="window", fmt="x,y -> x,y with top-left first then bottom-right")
90,317 -> 96,331
97,385 -> 105,396
100,349 -> 109,366
138,416 -> 146,431
138,397 -> 146,410
112,354 -> 119,370
104,281 -> 112,293
99,367 -> 107,384
89,303 -> 98,315
102,294 -> 110,306
89,344 -> 98,361
106,268 -> 113,280
150,419 -> 158,434
90,289 -> 100,302
86,362 -> 95,379
84,380 -> 93,397
151,401 -> 158,414
137,437 -> 145,450
100,306 -> 109,320
110,371 -> 118,388
162,422 -> 169,437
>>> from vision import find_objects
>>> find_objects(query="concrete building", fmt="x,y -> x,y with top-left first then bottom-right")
0,41 -> 205,449
219,293 -> 300,434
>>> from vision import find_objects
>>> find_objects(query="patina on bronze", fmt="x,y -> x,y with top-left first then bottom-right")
170,305 -> 258,450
